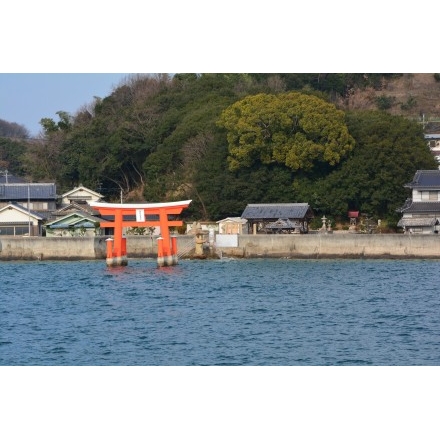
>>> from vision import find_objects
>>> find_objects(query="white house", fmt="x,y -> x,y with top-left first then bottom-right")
426,133 -> 440,169
60,185 -> 103,206
0,203 -> 44,236
397,170 -> 440,234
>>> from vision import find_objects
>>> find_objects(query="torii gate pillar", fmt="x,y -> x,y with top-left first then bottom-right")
90,200 -> 191,267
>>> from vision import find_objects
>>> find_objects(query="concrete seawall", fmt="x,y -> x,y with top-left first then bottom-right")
1,234 -> 440,261
219,234 -> 440,259
0,236 -> 194,261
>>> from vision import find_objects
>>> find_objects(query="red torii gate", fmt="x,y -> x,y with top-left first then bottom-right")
90,200 -> 192,267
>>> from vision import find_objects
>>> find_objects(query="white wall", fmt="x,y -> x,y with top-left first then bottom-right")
0,208 -> 39,225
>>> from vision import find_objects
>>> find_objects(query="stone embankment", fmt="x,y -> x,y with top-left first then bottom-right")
1,233 -> 440,261
218,234 -> 440,259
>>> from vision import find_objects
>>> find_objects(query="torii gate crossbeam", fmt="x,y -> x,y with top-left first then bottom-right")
90,200 -> 192,267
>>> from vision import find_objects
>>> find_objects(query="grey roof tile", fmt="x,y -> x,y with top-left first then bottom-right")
399,200 -> 440,213
397,217 -> 439,227
404,170 -> 440,189
241,203 -> 312,219
0,183 -> 57,200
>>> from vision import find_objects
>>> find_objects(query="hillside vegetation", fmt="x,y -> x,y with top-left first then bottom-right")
1,73 -> 440,228
339,73 -> 440,127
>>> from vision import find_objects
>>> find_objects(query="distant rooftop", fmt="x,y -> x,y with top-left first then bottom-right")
0,182 -> 57,200
404,170 -> 440,189
241,203 -> 312,219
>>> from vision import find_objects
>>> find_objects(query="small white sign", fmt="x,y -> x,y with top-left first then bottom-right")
136,209 -> 145,222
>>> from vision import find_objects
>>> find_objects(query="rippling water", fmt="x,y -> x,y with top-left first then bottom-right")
1,258 -> 440,365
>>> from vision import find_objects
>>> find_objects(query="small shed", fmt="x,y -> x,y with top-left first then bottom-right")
241,203 -> 314,234
216,217 -> 248,234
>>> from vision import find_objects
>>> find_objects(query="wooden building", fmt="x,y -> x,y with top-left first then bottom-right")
216,217 -> 248,234
241,203 -> 314,234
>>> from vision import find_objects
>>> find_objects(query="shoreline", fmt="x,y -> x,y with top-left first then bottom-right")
1,234 -> 440,261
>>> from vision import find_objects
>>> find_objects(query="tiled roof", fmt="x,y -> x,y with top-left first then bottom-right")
0,183 -> 57,200
241,203 -> 312,219
404,170 -> 440,189
397,217 -> 439,227
398,200 -> 440,214
53,202 -> 99,216
45,212 -> 103,228
61,185 -> 103,199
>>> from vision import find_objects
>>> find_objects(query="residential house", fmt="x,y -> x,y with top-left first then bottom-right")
425,133 -> 440,168
50,201 -> 100,219
0,181 -> 57,235
241,203 -> 314,234
0,202 -> 44,236
44,212 -> 103,237
0,182 -> 57,212
60,185 -> 103,206
397,169 -> 440,234
0,178 -> 107,236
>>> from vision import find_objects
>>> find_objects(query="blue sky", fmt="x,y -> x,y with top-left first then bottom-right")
0,73 -> 132,137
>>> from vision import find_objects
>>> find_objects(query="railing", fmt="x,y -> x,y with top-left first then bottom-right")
176,237 -> 195,258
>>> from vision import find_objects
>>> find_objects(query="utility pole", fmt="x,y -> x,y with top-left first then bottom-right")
0,169 -> 9,183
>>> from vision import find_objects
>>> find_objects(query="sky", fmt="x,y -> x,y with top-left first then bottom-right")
0,73 -> 132,137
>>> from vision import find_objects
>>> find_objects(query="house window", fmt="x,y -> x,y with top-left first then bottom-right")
31,202 -> 46,210
429,191 -> 439,201
421,191 -> 439,201
0,225 -> 29,236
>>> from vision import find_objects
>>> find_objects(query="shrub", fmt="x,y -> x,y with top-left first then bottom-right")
375,94 -> 395,110
401,95 -> 417,111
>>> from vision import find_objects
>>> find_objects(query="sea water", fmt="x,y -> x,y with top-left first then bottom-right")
1,258 -> 440,365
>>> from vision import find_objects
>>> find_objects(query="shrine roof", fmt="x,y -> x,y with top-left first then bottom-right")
241,203 -> 312,220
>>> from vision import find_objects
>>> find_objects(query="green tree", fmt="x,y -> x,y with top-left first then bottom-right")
40,111 -> 72,134
0,137 -> 27,175
294,111 -> 438,224
217,92 -> 355,172
0,119 -> 29,139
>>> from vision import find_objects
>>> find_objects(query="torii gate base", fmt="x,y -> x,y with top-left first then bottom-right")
90,200 -> 191,267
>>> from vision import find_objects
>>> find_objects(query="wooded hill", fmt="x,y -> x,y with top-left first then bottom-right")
1,73 -> 440,228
